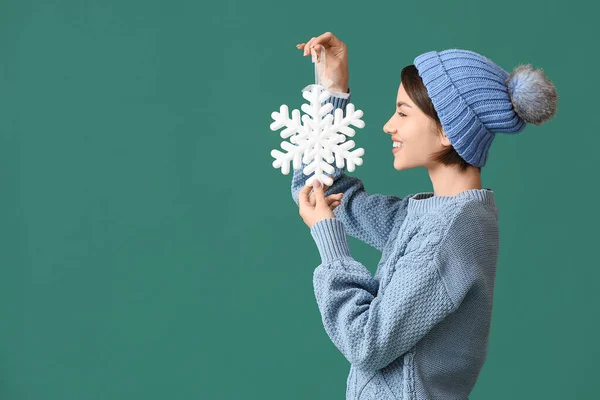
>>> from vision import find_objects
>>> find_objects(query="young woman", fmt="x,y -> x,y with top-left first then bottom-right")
292,32 -> 557,399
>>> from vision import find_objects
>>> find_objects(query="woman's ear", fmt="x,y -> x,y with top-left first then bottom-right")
439,130 -> 452,147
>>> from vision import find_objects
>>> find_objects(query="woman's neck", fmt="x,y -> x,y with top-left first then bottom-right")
427,163 -> 482,197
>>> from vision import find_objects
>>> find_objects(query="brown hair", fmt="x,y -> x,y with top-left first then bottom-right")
400,64 -> 481,173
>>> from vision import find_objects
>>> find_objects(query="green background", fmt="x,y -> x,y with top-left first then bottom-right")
1,0 -> 597,398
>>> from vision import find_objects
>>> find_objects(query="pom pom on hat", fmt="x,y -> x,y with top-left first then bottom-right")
506,64 -> 558,125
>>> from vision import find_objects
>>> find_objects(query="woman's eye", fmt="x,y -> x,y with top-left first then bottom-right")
396,112 -> 406,117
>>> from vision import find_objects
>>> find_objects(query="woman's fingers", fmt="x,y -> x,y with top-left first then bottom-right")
298,32 -> 335,55
309,191 -> 342,207
308,175 -> 340,206
311,44 -> 324,63
325,193 -> 343,205
296,43 -> 307,55
309,32 -> 338,55
313,32 -> 336,48
297,33 -> 343,64
298,184 -> 314,209
304,36 -> 317,55
296,42 -> 315,60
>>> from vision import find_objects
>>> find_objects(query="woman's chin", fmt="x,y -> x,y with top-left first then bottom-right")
393,159 -> 414,171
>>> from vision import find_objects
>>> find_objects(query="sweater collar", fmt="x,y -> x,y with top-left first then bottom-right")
407,188 -> 496,215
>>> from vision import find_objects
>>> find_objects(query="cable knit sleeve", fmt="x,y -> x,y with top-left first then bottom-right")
292,88 -> 410,252
311,203 -> 498,370
309,217 -> 454,371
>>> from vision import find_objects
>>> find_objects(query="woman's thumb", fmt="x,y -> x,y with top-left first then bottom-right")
313,180 -> 325,203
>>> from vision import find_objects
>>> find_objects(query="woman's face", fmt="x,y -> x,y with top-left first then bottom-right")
383,82 -> 451,171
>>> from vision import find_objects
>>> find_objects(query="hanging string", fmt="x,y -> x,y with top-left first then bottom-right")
313,45 -> 331,89
303,45 -> 332,94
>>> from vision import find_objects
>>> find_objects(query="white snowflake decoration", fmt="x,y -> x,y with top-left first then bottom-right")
269,84 -> 365,187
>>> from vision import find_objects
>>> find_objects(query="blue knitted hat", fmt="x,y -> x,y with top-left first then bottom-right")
413,49 -> 558,167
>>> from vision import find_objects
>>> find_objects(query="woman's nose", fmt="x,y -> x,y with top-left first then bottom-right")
383,119 -> 394,135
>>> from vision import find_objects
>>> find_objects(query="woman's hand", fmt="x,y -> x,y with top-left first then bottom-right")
296,32 -> 349,93
298,178 -> 344,229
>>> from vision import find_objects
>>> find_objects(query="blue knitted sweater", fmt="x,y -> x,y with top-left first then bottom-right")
291,89 -> 500,400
